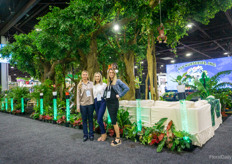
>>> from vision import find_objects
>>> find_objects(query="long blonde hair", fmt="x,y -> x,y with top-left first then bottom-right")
93,72 -> 103,85
107,68 -> 117,86
78,70 -> 89,89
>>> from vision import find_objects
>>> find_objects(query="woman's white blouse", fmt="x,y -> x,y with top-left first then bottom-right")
93,83 -> 107,99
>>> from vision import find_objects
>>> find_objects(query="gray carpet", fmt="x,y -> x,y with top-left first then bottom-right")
0,112 -> 231,164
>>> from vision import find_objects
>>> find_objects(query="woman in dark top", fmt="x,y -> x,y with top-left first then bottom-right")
104,68 -> 129,146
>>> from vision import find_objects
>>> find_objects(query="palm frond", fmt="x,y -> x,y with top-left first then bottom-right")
194,80 -> 206,92
210,70 -> 232,83
186,92 -> 201,100
213,82 -> 232,90
185,84 -> 197,90
181,72 -> 187,79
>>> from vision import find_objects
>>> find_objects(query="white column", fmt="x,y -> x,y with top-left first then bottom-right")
1,36 -> 7,44
1,36 -> 9,91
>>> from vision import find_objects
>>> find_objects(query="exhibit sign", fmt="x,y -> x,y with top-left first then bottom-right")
166,57 -> 232,90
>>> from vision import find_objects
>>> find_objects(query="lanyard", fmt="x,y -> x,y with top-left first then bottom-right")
107,82 -> 112,91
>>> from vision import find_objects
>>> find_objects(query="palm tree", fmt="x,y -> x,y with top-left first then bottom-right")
186,70 -> 232,100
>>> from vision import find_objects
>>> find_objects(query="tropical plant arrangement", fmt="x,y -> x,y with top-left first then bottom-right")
171,72 -> 191,85
6,87 -> 30,111
162,92 -> 177,101
186,71 -> 232,111
124,118 -> 194,153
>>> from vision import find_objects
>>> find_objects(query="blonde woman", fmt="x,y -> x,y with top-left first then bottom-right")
77,70 -> 94,142
104,68 -> 129,146
93,72 -> 107,141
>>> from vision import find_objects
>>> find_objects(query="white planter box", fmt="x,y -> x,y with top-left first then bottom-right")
177,85 -> 185,93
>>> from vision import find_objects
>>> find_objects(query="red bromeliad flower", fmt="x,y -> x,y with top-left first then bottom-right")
149,134 -> 160,145
103,122 -> 107,129
108,129 -> 115,137
39,115 -> 43,120
119,128 -> 123,135
73,118 -> 82,126
15,110 -> 21,114
166,120 -> 173,131
158,133 -> 165,141
149,138 -> 159,145
168,143 -> 173,149
45,115 -> 53,120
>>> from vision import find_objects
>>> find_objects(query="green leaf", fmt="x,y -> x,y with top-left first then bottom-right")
157,138 -> 167,153
155,118 -> 168,128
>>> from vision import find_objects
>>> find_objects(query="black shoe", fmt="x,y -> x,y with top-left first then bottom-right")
89,136 -> 94,141
83,137 -> 88,142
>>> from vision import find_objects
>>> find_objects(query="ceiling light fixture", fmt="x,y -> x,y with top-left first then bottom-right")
171,60 -> 175,63
186,53 -> 192,57
113,24 -> 120,31
187,23 -> 193,28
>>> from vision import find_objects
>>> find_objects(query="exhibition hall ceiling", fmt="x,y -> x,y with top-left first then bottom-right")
0,0 -> 232,73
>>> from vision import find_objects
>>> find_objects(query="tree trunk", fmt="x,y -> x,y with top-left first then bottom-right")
145,74 -> 149,100
87,37 -> 100,79
102,62 -> 107,79
123,51 -> 135,100
43,63 -> 50,80
153,47 -> 159,100
146,31 -> 155,100
59,85 -> 63,101
43,62 -> 56,82
40,73 -> 45,83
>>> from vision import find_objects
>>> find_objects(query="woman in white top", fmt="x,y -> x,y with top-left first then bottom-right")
93,72 -> 107,141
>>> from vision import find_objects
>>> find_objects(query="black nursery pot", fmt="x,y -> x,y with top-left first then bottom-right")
79,125 -> 83,129
135,89 -> 141,99
180,139 -> 195,152
65,122 -> 70,127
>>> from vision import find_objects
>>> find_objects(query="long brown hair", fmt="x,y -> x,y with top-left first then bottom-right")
107,68 -> 117,86
78,70 -> 89,89
93,72 -> 103,85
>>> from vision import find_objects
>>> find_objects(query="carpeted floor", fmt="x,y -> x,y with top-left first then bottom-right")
0,112 -> 231,164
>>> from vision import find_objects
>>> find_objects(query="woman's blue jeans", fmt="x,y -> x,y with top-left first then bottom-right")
94,98 -> 106,134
